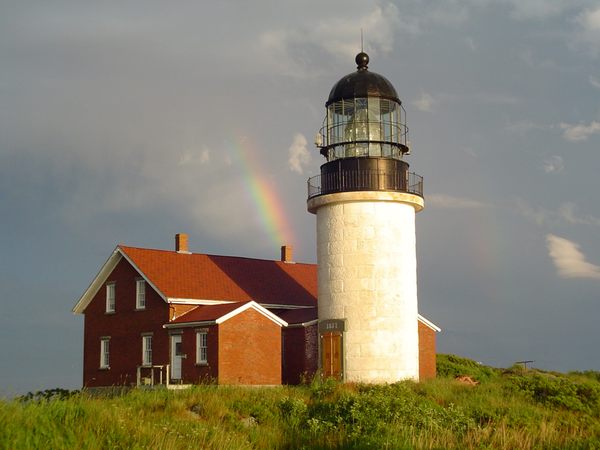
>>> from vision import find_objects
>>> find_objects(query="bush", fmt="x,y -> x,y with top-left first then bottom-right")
569,370 -> 600,383
302,382 -> 475,441
437,354 -> 500,382
278,397 -> 307,428
17,388 -> 80,403
309,376 -> 338,400
510,373 -> 600,415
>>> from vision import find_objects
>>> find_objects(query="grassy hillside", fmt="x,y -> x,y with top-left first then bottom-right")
1,355 -> 599,449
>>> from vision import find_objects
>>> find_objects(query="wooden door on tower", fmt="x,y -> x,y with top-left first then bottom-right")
321,332 -> 342,380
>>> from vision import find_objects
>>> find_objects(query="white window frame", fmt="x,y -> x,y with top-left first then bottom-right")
100,338 -> 110,369
106,283 -> 115,313
196,330 -> 208,365
142,335 -> 152,366
136,279 -> 146,310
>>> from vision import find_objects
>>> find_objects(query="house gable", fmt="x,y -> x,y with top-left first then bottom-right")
73,247 -> 168,314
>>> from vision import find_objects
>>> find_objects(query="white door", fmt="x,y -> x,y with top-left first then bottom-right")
170,335 -> 183,380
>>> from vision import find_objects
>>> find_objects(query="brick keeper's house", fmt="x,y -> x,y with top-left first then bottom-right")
73,234 -> 439,387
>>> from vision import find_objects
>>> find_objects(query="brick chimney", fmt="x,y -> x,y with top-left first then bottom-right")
281,245 -> 293,263
175,233 -> 189,253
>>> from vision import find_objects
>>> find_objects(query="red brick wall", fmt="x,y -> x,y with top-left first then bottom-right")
282,324 -> 318,384
174,325 -> 218,383
83,257 -> 170,387
218,308 -> 281,385
304,324 -> 318,379
418,321 -> 437,380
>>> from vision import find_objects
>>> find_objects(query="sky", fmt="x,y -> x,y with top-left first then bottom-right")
1,0 -> 599,396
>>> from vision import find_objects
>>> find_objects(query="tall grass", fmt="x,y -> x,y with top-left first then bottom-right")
1,355 -> 599,449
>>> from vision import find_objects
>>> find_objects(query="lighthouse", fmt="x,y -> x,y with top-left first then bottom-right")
307,52 -> 424,383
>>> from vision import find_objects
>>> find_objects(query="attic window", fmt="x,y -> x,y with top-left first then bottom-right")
136,279 -> 146,310
106,283 -> 115,313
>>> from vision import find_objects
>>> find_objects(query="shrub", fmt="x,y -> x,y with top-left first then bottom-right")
278,397 -> 307,428
309,376 -> 338,400
437,354 -> 500,382
510,373 -> 600,415
569,370 -> 600,383
17,388 -> 80,403
303,382 -> 475,442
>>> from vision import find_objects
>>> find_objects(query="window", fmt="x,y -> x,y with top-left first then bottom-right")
136,279 -> 146,309
106,283 -> 115,313
100,338 -> 110,369
196,331 -> 208,364
142,335 -> 152,366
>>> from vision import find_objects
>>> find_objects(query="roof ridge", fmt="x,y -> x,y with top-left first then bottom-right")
118,245 -> 316,266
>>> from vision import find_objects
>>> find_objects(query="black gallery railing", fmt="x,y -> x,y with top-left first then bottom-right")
307,170 -> 423,199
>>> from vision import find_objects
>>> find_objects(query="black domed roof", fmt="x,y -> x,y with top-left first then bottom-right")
326,52 -> 400,106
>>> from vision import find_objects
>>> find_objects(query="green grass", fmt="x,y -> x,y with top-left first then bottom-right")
1,355 -> 599,449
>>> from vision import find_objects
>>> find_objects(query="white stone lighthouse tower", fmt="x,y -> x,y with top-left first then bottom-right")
307,52 -> 424,383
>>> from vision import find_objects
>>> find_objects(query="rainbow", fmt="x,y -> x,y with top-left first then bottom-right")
228,134 -> 296,248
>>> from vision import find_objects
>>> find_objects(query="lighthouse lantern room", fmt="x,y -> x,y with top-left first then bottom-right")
307,52 -> 424,383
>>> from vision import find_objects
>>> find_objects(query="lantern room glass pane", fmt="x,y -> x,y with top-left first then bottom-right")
391,105 -> 399,143
369,142 -> 381,157
368,97 -> 382,142
381,99 -> 393,142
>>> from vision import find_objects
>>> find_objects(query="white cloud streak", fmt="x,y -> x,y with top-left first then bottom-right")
506,0 -> 578,20
558,202 -> 600,226
560,121 -> 600,141
516,200 -> 600,227
413,92 -> 435,112
542,155 -> 564,174
515,199 -> 548,226
427,194 -> 485,209
287,133 -> 311,174
178,147 -> 210,166
546,234 -> 600,280
259,3 -> 403,77
575,6 -> 600,55
590,75 -> 600,89
505,120 -> 555,133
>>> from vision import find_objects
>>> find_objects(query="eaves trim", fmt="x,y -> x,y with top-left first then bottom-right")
259,303 -> 315,310
164,320 -> 216,329
285,319 -> 318,328
216,301 -> 288,327
418,314 -> 441,332
168,298 -> 237,305
72,248 -> 122,314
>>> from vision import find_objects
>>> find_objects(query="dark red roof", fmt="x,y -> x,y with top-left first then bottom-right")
170,301 -> 251,324
275,308 -> 317,325
119,246 -> 317,307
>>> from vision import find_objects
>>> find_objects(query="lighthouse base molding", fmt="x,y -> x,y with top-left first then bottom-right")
309,191 -> 424,383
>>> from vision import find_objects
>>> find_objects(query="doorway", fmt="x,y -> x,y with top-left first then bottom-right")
170,334 -> 183,380
321,332 -> 342,380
